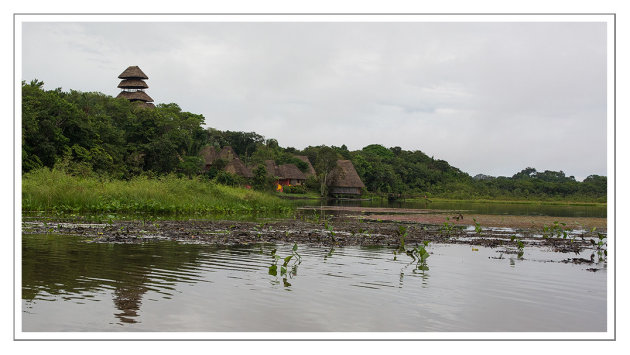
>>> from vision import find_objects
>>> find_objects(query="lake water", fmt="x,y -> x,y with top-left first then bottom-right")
22,233 -> 606,333
299,199 -> 607,218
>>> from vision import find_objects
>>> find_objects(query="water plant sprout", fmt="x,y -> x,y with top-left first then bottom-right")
268,243 -> 302,278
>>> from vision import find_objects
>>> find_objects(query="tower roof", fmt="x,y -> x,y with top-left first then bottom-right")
116,90 -> 154,102
118,66 -> 149,79
117,79 -> 148,89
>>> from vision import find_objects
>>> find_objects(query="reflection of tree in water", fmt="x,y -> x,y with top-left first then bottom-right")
22,234 -> 212,325
112,278 -> 148,324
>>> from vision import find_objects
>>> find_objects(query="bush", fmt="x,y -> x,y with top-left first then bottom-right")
214,171 -> 242,187
283,185 -> 306,194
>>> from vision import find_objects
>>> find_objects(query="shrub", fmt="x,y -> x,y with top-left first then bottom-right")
283,185 -> 306,194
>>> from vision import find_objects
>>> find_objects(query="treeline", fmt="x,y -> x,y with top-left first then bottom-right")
21,81 -> 606,202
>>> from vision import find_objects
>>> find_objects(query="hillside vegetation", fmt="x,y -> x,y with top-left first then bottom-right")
22,80 -> 606,203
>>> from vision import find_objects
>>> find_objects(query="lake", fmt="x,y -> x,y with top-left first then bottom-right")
297,198 -> 607,218
22,233 -> 606,333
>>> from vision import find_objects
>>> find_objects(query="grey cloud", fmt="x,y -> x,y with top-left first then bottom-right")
21,21 -> 607,180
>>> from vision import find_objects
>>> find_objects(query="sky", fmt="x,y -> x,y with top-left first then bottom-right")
20,20 -> 608,181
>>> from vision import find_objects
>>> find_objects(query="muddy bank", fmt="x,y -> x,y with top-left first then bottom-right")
296,206 -> 607,230
22,216 -> 606,260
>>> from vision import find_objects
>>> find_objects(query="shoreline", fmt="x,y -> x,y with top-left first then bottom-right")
22,216 -> 606,258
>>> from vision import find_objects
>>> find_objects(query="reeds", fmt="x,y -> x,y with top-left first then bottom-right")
22,168 -> 293,216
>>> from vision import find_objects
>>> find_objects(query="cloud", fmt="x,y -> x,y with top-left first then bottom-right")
21,21 -> 607,180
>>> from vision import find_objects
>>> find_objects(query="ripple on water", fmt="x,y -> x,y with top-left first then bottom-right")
22,234 -> 607,332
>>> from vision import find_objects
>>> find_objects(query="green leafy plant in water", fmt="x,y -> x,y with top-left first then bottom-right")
397,225 -> 408,252
543,221 -> 571,240
412,241 -> 431,271
510,235 -> 524,259
324,219 -> 336,243
440,217 -> 454,236
268,244 -> 301,278
589,227 -> 607,263
324,246 -> 335,260
473,218 -> 482,234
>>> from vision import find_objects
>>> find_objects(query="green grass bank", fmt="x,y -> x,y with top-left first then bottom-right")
22,168 -> 294,216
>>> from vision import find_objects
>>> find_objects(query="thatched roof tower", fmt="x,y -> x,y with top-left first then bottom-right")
116,66 -> 154,108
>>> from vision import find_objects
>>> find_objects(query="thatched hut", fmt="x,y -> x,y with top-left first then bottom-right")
199,146 -> 219,170
293,155 -> 316,177
225,159 -> 254,179
263,160 -> 277,178
260,160 -> 307,187
116,66 -> 154,107
218,146 -> 237,162
199,145 -> 252,179
277,164 -> 307,186
327,160 -> 365,195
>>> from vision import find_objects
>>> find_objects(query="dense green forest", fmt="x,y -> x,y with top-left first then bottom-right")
22,81 -> 607,202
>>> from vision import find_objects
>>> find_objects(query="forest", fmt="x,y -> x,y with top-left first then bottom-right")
22,80 -> 607,202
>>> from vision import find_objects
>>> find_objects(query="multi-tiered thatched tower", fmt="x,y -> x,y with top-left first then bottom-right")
116,66 -> 155,108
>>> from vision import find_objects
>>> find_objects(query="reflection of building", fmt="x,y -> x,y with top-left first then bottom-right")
116,66 -> 155,108
327,160 -> 365,195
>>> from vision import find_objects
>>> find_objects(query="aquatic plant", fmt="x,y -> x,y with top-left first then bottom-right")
510,235 -> 524,259
542,221 -> 570,239
473,218 -> 482,234
268,244 -> 301,278
589,227 -> 607,263
412,241 -> 431,271
324,219 -> 336,243
440,217 -> 454,235
397,225 -> 408,252
324,246 -> 335,260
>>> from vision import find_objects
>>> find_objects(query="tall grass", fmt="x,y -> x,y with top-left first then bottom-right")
22,168 -> 294,216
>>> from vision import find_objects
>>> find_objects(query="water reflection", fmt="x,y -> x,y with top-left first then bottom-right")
22,234 -> 606,332
113,280 -> 147,324
22,235 -> 214,325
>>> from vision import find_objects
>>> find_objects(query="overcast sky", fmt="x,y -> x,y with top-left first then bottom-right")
21,21 -> 607,180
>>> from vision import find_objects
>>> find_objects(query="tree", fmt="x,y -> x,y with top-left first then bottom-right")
252,164 -> 273,191
178,156 -> 203,178
312,146 -> 339,196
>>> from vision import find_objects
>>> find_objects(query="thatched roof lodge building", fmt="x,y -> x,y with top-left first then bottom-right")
199,146 -> 253,179
293,155 -> 316,177
327,160 -> 365,196
263,160 -> 307,187
116,66 -> 155,108
225,158 -> 253,179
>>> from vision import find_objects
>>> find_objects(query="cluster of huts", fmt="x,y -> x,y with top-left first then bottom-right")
198,146 -> 365,196
116,66 -> 365,196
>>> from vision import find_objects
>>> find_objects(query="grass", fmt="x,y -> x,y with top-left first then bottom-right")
403,197 -> 606,207
22,168 -> 294,216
